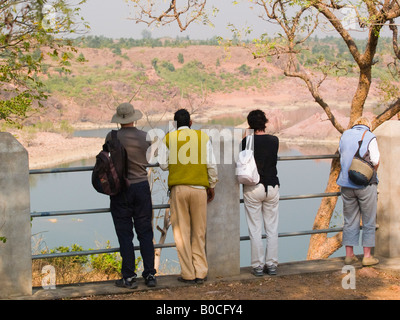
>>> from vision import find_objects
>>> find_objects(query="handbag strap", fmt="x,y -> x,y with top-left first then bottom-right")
355,130 -> 369,158
245,134 -> 254,151
360,130 -> 368,142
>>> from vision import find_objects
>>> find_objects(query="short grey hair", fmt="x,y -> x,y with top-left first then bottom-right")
353,116 -> 371,129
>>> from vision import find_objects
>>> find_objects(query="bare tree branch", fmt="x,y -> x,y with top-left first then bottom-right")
130,0 -> 207,31
389,19 -> 400,59
283,55 -> 346,133
312,2 -> 363,65
372,98 -> 400,129
253,1 -> 346,133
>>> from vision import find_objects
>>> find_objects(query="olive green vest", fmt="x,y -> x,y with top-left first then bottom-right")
164,128 -> 210,188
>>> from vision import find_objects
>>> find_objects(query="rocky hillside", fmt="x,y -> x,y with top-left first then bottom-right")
5,44 -> 392,169
10,45 -> 387,142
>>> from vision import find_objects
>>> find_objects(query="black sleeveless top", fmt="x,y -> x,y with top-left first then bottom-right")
241,134 -> 280,190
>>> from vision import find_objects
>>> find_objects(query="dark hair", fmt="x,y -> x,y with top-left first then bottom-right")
174,109 -> 191,128
247,109 -> 268,132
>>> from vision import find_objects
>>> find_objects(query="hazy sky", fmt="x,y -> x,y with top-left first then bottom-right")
78,0 -> 285,40
78,0 -> 395,40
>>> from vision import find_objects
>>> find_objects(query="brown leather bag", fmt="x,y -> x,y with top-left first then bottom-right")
348,130 -> 374,186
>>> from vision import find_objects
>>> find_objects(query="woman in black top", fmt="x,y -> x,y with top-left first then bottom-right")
241,110 -> 280,277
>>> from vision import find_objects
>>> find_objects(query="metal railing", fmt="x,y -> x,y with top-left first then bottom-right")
31,154 -> 341,260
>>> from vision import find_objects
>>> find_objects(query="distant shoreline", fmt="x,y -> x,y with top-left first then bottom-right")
21,129 -> 338,171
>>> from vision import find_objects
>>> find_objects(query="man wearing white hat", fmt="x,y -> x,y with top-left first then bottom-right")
107,102 -> 156,288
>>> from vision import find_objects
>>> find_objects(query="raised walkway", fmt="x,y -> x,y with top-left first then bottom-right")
12,255 -> 400,300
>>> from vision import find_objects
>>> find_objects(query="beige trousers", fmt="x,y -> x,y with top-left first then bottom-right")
170,185 -> 208,280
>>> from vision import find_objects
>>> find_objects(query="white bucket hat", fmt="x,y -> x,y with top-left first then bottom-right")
111,103 -> 143,124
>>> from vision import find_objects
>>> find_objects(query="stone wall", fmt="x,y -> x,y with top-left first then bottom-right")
375,120 -> 400,258
0,133 -> 32,298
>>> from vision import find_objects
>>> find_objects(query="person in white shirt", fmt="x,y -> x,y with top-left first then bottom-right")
337,117 -> 380,267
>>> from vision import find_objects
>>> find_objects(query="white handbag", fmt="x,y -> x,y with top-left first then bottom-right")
236,135 -> 260,185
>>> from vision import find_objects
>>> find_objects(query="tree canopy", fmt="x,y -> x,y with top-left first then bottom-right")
0,0 -> 87,126
129,0 -> 400,129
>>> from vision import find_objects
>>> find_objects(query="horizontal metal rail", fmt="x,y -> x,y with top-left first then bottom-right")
278,154 -> 338,161
279,192 -> 341,201
240,227 -> 343,241
29,154 -> 339,175
29,163 -> 159,175
32,242 -> 177,260
32,227 -> 344,260
31,192 -> 340,218
29,166 -> 93,175
31,204 -> 171,218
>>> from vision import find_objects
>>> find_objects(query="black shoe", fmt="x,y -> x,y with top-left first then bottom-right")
252,266 -> 264,277
145,274 -> 157,287
195,277 -> 207,284
177,276 -> 196,284
263,265 -> 277,275
115,276 -> 138,289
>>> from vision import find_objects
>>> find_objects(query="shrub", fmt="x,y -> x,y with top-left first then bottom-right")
161,61 -> 175,72
32,242 -> 143,286
238,64 -> 252,76
178,53 -> 184,64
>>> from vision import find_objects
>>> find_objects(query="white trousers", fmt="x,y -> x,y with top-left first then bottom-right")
243,184 -> 279,268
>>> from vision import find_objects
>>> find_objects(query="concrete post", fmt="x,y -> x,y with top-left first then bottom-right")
0,132 -> 32,298
206,129 -> 241,279
374,120 -> 400,258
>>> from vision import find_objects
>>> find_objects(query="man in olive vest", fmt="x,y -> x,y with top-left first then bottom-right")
159,109 -> 218,284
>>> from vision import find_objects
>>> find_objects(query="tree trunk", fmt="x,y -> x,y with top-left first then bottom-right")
307,154 -> 343,259
349,68 -> 372,125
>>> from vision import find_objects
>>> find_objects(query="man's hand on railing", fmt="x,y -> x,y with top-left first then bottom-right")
207,188 -> 215,203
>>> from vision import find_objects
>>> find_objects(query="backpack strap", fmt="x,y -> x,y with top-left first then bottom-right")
111,129 -> 118,141
112,130 -> 128,183
102,130 -> 119,152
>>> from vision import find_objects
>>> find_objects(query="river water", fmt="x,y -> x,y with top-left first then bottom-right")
30,126 -> 350,273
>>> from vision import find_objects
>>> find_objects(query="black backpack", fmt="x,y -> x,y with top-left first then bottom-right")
92,130 -> 128,196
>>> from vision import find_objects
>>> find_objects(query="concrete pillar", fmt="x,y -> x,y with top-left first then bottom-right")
374,120 -> 400,258
0,132 -> 32,298
206,129 -> 241,279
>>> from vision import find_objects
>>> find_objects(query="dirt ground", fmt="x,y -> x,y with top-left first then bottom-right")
78,267 -> 400,300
